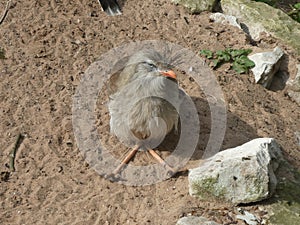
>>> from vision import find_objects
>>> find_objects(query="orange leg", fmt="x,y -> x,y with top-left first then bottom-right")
112,145 -> 140,175
148,149 -> 177,175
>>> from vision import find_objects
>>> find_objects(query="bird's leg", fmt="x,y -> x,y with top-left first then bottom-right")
148,149 -> 177,175
112,145 -> 140,175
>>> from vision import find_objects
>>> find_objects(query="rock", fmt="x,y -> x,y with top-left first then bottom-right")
288,64 -> 300,91
287,91 -> 300,105
176,216 -> 221,225
221,0 -> 300,55
248,47 -> 284,89
287,64 -> 300,104
209,12 -> 241,29
171,0 -> 217,13
236,210 -> 259,225
189,138 -> 283,204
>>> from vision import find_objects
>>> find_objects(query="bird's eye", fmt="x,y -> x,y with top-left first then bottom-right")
148,63 -> 156,68
142,61 -> 156,68
143,62 -> 157,71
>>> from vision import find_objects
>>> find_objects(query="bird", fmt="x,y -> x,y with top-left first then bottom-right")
98,0 -> 122,16
107,49 -> 180,178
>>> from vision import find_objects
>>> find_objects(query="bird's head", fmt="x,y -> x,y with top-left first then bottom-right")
127,50 -> 177,82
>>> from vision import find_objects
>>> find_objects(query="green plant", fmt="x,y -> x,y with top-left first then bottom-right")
199,48 -> 255,74
288,3 -> 300,23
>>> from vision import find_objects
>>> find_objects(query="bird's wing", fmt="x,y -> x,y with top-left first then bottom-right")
98,0 -> 122,16
107,57 -> 135,96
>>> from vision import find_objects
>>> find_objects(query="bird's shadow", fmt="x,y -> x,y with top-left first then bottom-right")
159,96 -> 259,162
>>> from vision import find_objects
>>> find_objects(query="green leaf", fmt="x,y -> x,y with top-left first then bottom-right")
290,3 -> 300,23
232,56 -> 255,74
199,50 -> 213,59
200,48 -> 255,73
232,61 -> 247,74
235,55 -> 255,66
244,59 -> 255,68
216,50 -> 231,62
213,59 -> 221,68
294,3 -> 300,10
230,49 -> 252,59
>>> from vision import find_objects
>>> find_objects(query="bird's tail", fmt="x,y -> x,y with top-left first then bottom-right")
98,0 -> 122,16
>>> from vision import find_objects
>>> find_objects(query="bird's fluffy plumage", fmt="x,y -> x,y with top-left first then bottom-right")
108,50 -> 180,150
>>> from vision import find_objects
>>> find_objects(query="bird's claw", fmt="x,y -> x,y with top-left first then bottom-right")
163,164 -> 177,177
104,172 -> 121,182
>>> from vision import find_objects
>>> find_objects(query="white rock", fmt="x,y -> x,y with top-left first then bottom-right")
248,47 -> 284,88
176,216 -> 221,225
236,210 -> 259,225
209,13 -> 241,29
189,138 -> 283,204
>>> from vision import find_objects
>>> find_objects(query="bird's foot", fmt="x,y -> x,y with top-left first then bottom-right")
148,149 -> 178,177
104,172 -> 122,182
104,145 -> 140,182
162,163 -> 177,177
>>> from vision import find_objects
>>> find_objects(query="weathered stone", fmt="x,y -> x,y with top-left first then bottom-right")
171,0 -> 217,13
287,90 -> 300,105
221,0 -> 300,55
176,216 -> 221,225
289,64 -> 300,91
209,12 -> 241,29
248,47 -> 284,88
287,64 -> 300,104
189,138 -> 283,204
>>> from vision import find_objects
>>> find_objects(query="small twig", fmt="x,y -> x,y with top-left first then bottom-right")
9,133 -> 23,172
0,0 -> 11,25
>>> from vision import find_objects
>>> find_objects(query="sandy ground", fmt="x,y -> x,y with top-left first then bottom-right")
0,0 -> 300,224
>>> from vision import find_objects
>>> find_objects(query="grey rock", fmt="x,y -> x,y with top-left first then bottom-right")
287,64 -> 300,104
176,216 -> 221,225
221,0 -> 300,55
171,0 -> 217,13
189,138 -> 283,204
209,12 -> 241,29
248,47 -> 284,88
288,64 -> 300,91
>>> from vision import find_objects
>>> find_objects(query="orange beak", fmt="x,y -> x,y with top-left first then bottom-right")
160,70 -> 177,80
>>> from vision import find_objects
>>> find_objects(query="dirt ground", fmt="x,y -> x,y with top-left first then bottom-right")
0,0 -> 299,224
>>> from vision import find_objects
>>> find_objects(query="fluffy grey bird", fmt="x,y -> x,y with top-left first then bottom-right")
108,49 -> 180,177
98,0 -> 122,16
